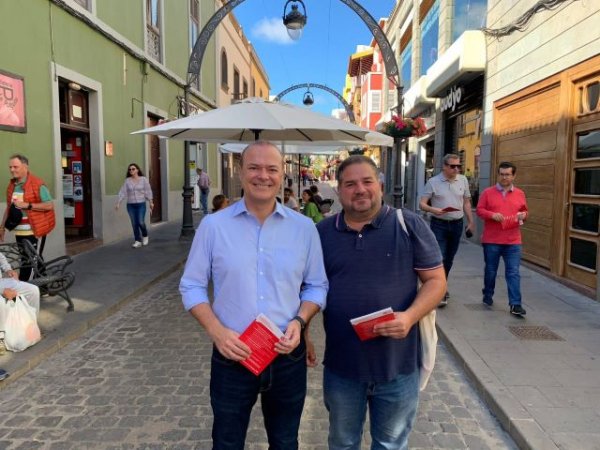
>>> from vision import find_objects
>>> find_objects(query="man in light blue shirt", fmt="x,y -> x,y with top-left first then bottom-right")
180,141 -> 328,450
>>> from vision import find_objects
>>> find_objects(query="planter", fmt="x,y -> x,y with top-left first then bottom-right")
387,128 -> 414,138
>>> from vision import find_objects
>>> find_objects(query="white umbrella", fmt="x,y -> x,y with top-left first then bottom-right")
132,98 -> 393,146
219,143 -> 344,155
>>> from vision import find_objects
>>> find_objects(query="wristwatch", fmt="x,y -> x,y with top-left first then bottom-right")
27,203 -> 32,210
292,315 -> 306,330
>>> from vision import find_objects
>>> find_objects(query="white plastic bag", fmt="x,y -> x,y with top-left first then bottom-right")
419,309 -> 437,391
4,295 -> 41,352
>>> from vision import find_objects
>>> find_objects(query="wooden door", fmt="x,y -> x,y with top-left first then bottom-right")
147,116 -> 162,223
564,121 -> 600,289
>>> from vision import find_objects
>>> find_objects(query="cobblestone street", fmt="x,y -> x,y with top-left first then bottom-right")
0,271 -> 516,449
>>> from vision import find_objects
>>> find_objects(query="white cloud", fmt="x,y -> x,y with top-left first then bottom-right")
251,17 -> 294,45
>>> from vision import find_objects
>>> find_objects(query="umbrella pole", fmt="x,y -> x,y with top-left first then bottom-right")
297,153 -> 301,199
282,143 -> 286,202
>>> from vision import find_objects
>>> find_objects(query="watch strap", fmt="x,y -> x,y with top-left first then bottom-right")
292,315 -> 306,330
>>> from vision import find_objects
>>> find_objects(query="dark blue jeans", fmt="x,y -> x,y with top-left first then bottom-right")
126,202 -> 148,242
430,217 -> 463,277
200,188 -> 209,214
483,244 -> 522,305
210,339 -> 307,450
324,368 -> 419,450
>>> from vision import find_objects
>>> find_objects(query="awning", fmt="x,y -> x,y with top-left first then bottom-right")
403,75 -> 435,117
426,30 -> 486,98
348,49 -> 374,77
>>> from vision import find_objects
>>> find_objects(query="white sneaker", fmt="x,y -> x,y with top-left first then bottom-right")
132,241 -> 142,248
142,236 -> 149,246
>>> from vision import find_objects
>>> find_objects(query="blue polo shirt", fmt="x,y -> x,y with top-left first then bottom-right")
317,205 -> 442,382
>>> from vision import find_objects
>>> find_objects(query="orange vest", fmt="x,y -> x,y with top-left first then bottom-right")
6,173 -> 56,237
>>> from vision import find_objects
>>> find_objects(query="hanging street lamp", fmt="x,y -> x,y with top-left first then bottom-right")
283,0 -> 307,41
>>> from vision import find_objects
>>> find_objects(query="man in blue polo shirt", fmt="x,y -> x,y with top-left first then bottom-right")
311,155 -> 445,450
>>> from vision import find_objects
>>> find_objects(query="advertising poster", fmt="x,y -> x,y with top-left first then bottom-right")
62,174 -> 74,198
0,69 -> 26,132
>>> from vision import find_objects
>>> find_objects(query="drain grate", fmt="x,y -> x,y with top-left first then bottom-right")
464,303 -> 494,311
116,326 -> 141,333
508,325 -> 564,341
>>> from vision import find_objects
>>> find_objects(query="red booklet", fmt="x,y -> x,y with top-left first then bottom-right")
441,206 -> 460,212
350,307 -> 395,341
239,314 -> 284,375
501,215 -> 521,230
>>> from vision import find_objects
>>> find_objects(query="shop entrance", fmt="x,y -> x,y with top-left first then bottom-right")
147,115 -> 162,223
59,81 -> 94,243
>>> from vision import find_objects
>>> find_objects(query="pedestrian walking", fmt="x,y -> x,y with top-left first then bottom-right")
196,168 -> 211,215
115,163 -> 153,249
0,154 -> 55,281
179,141 -> 328,449
309,155 -> 445,449
476,161 -> 528,316
419,153 -> 475,306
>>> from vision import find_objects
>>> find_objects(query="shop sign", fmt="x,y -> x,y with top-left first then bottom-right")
440,85 -> 463,113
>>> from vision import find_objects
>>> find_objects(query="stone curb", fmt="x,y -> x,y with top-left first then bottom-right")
437,321 -> 559,450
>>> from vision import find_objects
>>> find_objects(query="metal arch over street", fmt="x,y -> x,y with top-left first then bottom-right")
187,0 -> 403,111
274,83 -> 356,123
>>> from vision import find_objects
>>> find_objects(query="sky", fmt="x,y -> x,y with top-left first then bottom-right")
231,0 -> 396,117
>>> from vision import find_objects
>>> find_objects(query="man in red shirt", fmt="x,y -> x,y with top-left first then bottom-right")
476,162 -> 528,316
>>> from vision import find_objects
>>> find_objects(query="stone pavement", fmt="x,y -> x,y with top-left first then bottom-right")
0,270 -> 515,449
0,181 -> 598,448
439,241 -> 600,450
0,217 -> 197,386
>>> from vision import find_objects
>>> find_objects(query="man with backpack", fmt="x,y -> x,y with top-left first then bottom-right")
310,155 -> 445,449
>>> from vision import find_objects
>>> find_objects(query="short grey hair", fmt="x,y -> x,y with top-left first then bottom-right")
240,140 -> 283,167
443,153 -> 460,164
9,154 -> 29,165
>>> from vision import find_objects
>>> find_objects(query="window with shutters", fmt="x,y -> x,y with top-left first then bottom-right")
146,0 -> 162,62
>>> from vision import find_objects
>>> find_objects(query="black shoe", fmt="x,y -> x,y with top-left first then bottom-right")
482,296 -> 493,306
438,292 -> 449,308
510,305 -> 526,316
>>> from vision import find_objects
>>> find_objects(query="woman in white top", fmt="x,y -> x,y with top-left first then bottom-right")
115,163 -> 154,248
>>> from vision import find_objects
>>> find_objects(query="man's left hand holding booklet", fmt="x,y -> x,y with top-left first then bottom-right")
238,314 -> 284,375
350,307 -> 395,341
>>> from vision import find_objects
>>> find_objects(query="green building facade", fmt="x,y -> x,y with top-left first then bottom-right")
0,0 -> 218,255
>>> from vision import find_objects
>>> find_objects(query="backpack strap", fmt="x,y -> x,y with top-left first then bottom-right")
396,208 -> 408,236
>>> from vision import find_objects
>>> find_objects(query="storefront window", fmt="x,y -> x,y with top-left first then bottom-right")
401,42 -> 412,89
572,203 -> 599,233
420,1 -> 439,76
570,237 -> 597,271
452,0 -> 487,43
577,130 -> 600,159
574,168 -> 600,195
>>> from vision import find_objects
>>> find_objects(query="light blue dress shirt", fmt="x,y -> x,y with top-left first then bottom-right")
180,199 -> 328,334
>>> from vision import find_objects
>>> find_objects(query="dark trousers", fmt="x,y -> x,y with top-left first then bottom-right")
430,217 -> 463,278
210,339 -> 307,450
16,234 -> 40,281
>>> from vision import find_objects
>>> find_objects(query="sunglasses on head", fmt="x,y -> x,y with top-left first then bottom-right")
445,164 -> 462,169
